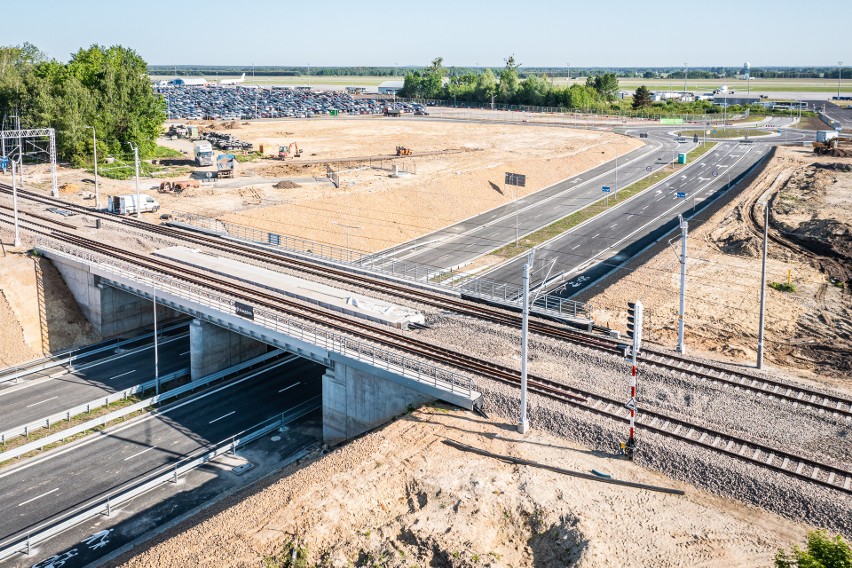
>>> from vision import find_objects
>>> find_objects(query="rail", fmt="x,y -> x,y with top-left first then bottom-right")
0,397 -> 320,560
0,350 -> 287,463
40,242 -> 475,400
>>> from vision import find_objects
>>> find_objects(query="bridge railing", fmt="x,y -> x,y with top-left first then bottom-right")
40,242 -> 475,400
170,211 -> 592,322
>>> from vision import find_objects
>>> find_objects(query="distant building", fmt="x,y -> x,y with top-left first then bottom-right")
170,77 -> 208,87
378,80 -> 404,94
346,86 -> 368,94
713,95 -> 760,106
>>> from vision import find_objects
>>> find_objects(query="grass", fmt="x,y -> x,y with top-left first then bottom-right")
489,143 -> 717,260
233,152 -> 262,163
770,282 -> 797,293
796,115 -> 831,131
679,128 -> 771,139
150,145 -> 185,158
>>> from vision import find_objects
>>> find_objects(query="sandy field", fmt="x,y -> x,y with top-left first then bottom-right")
114,405 -> 808,568
579,146 -> 852,389
0,251 -> 99,367
155,118 -> 641,253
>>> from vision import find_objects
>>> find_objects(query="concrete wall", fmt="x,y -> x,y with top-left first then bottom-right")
189,319 -> 268,380
323,363 -> 434,445
48,255 -> 177,337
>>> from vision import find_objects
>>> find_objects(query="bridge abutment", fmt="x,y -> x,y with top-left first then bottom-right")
322,362 -> 433,445
189,319 -> 268,380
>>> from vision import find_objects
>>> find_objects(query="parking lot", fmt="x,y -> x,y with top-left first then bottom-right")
157,85 -> 423,120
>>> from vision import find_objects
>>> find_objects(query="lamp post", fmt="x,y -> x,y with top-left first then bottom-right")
684,61 -> 688,93
126,141 -> 141,219
85,126 -> 100,209
839,61 -> 844,99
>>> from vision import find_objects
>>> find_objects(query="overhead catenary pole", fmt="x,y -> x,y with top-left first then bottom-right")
518,248 -> 536,434
676,215 -> 688,353
126,142 -> 141,219
12,160 -> 20,248
757,202 -> 768,369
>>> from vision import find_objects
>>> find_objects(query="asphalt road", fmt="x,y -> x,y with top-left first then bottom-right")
0,333 -> 190,434
0,357 -> 323,545
362,131 -> 689,272
475,141 -> 770,297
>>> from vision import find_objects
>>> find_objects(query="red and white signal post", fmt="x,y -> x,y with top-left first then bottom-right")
624,301 -> 643,460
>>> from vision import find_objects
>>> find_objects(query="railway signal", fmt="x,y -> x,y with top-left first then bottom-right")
623,300 -> 643,460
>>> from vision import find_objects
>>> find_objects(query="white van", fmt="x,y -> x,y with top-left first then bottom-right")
108,194 -> 160,215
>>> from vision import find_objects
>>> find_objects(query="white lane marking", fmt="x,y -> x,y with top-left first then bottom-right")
26,396 -> 58,408
611,223 -> 618,228
278,382 -> 301,393
18,487 -> 59,507
107,370 -> 135,381
179,351 -> 190,356
209,411 -> 236,424
571,244 -> 580,250
123,446 -> 157,461
592,233 -> 600,239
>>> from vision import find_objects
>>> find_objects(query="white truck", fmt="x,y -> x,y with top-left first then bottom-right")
193,141 -> 214,166
816,130 -> 839,143
108,194 -> 160,215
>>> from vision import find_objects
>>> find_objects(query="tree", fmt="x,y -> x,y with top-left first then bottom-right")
632,85 -> 652,109
776,530 -> 852,568
476,68 -> 497,103
498,55 -> 520,103
567,84 -> 597,110
590,73 -> 619,102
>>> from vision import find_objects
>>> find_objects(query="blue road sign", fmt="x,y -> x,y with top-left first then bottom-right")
602,186 -> 611,193
676,192 -> 687,198
712,170 -> 718,177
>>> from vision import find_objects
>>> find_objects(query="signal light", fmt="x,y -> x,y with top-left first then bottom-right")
627,301 -> 644,353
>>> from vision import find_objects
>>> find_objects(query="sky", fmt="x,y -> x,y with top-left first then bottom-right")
6,0 -> 850,68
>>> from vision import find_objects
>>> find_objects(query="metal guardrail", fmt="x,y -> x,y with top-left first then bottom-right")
0,350 -> 286,463
40,243 -> 475,400
169,211 -> 590,321
0,397 -> 319,560
0,321 -> 189,384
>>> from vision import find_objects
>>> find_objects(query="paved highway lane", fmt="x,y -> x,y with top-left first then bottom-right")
475,142 -> 769,296
362,132 -> 689,272
0,357 -> 323,544
0,334 -> 190,433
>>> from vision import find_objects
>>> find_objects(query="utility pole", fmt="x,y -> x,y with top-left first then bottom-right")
757,202 -> 768,369
684,61 -> 688,93
518,248 -> 536,434
86,126 -> 100,209
676,215 -> 688,353
839,61 -> 844,99
12,160 -> 20,248
126,142 -> 141,219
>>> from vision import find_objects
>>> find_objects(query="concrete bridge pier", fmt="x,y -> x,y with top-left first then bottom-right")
322,362 -> 433,445
189,319 -> 268,380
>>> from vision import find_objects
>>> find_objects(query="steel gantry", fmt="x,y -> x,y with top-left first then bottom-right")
0,128 -> 59,197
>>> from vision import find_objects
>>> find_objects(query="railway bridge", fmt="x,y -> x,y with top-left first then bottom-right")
40,244 -> 480,445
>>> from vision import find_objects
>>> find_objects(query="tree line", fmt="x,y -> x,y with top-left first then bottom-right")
0,43 -> 165,165
400,57 -> 621,108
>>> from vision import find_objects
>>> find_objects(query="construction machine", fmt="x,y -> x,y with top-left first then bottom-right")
278,142 -> 303,159
813,136 -> 852,157
396,146 -> 413,156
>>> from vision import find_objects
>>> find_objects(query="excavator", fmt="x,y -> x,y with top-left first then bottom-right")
278,142 -> 304,159
813,136 -> 852,157
396,146 -> 413,156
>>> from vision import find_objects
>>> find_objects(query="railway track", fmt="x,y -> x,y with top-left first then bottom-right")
3,212 -> 849,495
3,184 -> 850,423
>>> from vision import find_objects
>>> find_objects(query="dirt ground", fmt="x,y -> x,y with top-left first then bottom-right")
579,146 -> 852,389
0,251 -> 100,367
114,405 -> 808,568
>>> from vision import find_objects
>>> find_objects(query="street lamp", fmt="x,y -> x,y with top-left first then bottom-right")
85,126 -> 100,209
839,61 -> 844,99
125,141 -> 141,219
684,61 -> 688,93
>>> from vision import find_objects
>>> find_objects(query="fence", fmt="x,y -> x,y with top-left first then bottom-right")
40,242 -> 475,400
0,396 -> 320,560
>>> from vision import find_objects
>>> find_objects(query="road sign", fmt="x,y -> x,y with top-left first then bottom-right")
677,192 -> 686,198
602,186 -> 611,193
235,301 -> 254,320
712,170 -> 718,177
625,397 -> 637,411
504,172 -> 526,187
